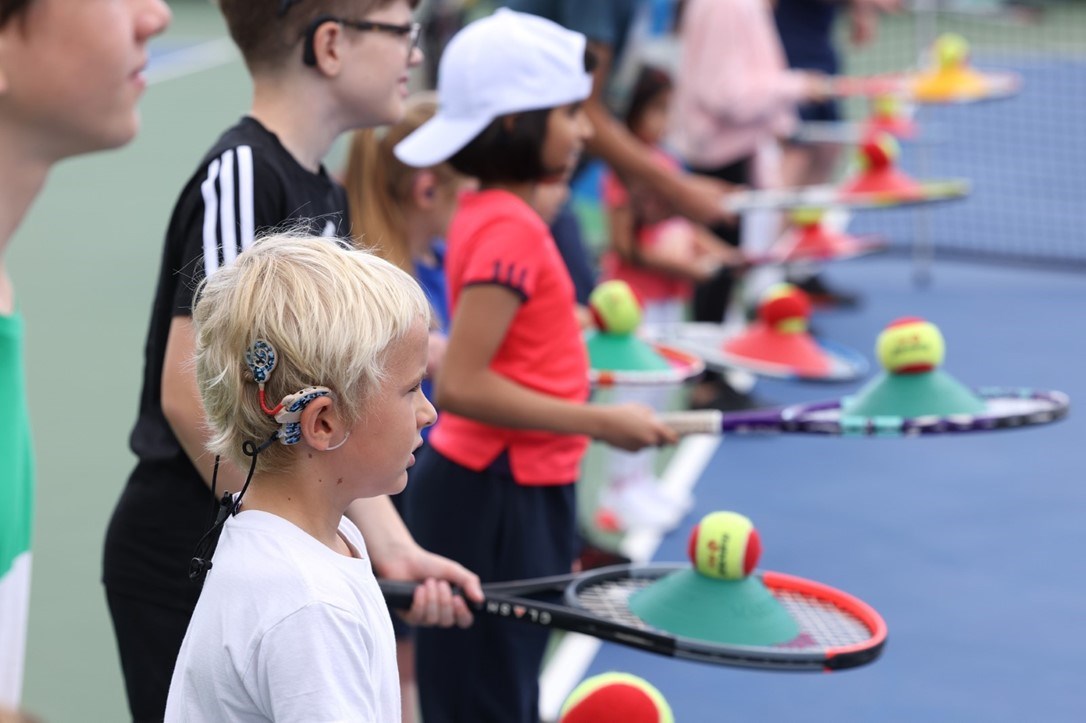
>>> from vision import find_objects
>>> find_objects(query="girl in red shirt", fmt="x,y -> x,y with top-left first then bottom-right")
394,10 -> 675,723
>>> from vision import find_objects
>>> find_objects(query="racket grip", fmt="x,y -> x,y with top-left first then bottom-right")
378,579 -> 468,610
379,580 -> 419,610
658,410 -> 723,436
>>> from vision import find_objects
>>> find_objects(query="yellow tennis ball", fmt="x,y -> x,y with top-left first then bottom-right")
589,280 -> 643,335
560,672 -> 674,723
687,511 -> 761,580
872,93 -> 901,118
876,317 -> 945,374
789,207 -> 825,227
758,283 -> 811,334
935,33 -> 970,69
858,132 -> 900,170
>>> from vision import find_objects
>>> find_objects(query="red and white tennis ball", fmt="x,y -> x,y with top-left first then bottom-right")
757,283 -> 811,334
559,672 -> 674,723
934,32 -> 970,69
589,280 -> 643,335
876,316 -> 945,374
858,132 -> 899,170
687,511 -> 762,580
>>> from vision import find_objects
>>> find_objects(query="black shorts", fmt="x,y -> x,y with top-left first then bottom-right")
406,448 -> 576,723
796,98 -> 842,124
105,590 -> 193,722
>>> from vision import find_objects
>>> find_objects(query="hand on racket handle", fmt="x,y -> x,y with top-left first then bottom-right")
374,545 -> 483,629
677,172 -> 744,226
657,410 -> 726,436
596,403 -> 680,451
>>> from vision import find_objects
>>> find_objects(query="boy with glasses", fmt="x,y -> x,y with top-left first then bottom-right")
103,1 -> 481,720
0,0 -> 170,709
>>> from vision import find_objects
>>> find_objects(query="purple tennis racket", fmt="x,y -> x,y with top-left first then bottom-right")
725,178 -> 970,213
660,387 -> 1069,437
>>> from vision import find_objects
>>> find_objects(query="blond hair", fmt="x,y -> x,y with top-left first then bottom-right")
345,93 -> 461,273
192,232 -> 430,472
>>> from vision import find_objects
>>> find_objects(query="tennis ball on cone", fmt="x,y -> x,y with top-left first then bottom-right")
872,93 -> 902,119
687,511 -> 762,580
876,316 -> 945,374
589,280 -> 643,335
560,672 -> 674,723
789,207 -> 825,227
757,283 -> 811,334
858,132 -> 899,171
934,32 -> 970,69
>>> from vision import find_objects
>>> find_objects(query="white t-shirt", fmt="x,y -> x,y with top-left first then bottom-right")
164,511 -> 399,722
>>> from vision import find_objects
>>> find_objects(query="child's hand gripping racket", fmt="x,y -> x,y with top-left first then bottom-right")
381,510 -> 887,672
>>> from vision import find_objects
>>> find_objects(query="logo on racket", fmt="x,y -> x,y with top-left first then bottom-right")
487,600 -> 552,625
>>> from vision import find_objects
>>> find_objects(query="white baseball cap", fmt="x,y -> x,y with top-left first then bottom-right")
394,9 -> 593,168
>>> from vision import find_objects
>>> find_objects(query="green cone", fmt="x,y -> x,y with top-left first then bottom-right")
586,332 -> 671,372
842,369 -> 986,418
629,569 -> 800,646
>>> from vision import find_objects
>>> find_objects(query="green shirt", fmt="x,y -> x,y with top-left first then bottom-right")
0,311 -> 33,580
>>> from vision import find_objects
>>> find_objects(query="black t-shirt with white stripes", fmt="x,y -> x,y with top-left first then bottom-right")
104,117 -> 348,604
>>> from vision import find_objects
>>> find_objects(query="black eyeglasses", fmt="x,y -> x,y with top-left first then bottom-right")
301,14 -> 422,66
339,18 -> 422,54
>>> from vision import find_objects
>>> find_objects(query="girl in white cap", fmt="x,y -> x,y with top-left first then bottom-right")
395,9 -> 676,722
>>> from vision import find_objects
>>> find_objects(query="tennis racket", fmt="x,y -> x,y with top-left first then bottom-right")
380,563 -> 886,672
828,71 -> 1021,103
725,178 -> 970,213
641,322 -> 869,383
793,121 -> 942,146
743,233 -> 888,266
658,387 -> 1069,437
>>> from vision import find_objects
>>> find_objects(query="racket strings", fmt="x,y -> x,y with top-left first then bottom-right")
573,577 -> 655,630
772,590 -> 873,650
788,389 -> 1067,434
572,576 -> 874,650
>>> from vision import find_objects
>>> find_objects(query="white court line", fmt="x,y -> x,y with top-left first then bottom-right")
537,434 -> 722,722
147,38 -> 238,86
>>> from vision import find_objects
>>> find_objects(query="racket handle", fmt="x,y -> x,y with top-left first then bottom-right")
379,580 -> 466,610
658,410 -> 723,436
379,580 -> 419,609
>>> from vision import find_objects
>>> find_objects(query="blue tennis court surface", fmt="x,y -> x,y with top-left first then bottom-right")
584,256 -> 1085,721
852,57 -> 1086,267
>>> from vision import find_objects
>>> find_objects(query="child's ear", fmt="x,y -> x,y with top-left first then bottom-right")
298,396 -> 344,451
309,19 -> 346,76
412,170 -> 439,207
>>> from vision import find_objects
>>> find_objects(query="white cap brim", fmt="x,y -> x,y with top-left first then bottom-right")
394,113 -> 493,168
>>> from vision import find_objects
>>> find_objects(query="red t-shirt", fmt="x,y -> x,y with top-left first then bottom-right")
429,190 -> 590,485
600,149 -> 694,302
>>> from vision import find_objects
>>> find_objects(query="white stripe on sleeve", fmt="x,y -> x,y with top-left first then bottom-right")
200,157 -> 222,279
237,145 -> 255,251
218,149 -> 238,266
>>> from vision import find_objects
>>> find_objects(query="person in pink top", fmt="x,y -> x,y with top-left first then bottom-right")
673,0 -> 832,191
672,0 -> 832,408
394,10 -> 676,722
